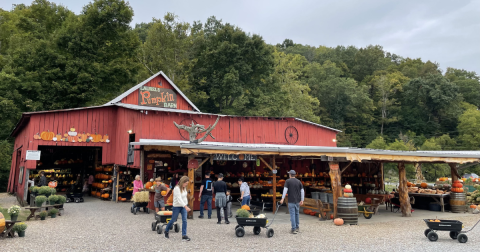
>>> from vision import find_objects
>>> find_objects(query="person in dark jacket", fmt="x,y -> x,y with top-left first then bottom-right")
213,173 -> 229,224
39,171 -> 47,186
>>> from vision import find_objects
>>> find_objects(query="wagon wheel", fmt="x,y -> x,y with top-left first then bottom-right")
285,126 -> 299,144
156,225 -> 163,234
266,228 -> 274,238
449,231 -> 458,239
427,231 -> 438,242
424,229 -> 432,237
151,222 -> 157,231
235,227 -> 245,237
363,212 -> 372,219
235,225 -> 241,230
457,233 -> 468,243
178,119 -> 198,140
253,226 -> 261,235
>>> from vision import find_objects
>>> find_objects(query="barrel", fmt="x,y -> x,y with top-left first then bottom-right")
311,192 -> 319,200
450,193 -> 466,213
319,192 -> 327,203
337,197 -> 358,225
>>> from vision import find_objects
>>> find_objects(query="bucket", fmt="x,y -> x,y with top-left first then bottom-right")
337,197 -> 358,225
450,192 -> 466,213
311,192 -> 319,200
319,192 -> 327,203
327,193 -> 334,204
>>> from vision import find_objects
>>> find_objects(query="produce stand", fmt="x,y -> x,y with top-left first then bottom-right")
394,193 -> 450,212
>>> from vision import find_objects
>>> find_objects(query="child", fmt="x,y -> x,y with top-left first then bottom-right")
226,190 -> 233,218
220,190 -> 233,219
154,177 -> 170,213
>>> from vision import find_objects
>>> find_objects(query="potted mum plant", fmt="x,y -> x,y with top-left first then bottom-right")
13,222 -> 27,237
35,195 -> 47,207
8,205 -> 21,222
39,211 -> 48,220
48,195 -> 58,205
38,186 -> 51,196
49,208 -> 59,218
57,195 -> 66,207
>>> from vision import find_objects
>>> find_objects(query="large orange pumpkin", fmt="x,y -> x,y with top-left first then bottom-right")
470,205 -> 477,209
145,182 -> 153,188
303,209 -> 311,214
0,212 -> 5,234
334,218 -> 344,226
40,130 -> 55,141
420,182 -> 428,189
241,205 -> 250,211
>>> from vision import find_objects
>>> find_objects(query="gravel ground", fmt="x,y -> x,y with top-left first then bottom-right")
2,195 -> 479,252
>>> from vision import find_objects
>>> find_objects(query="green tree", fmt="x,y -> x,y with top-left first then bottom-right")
458,107 -> 480,150
366,136 -> 387,149
445,68 -> 480,107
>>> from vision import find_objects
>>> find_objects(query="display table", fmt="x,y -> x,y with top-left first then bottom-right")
25,204 -> 64,221
0,220 -> 19,238
394,193 -> 450,212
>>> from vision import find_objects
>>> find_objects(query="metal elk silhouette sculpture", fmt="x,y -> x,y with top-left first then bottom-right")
174,117 -> 220,143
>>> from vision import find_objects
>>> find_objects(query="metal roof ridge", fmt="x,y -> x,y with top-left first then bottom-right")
294,118 -> 342,132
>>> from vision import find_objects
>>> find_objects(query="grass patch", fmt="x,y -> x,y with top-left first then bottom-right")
0,204 -> 30,221
385,184 -> 396,192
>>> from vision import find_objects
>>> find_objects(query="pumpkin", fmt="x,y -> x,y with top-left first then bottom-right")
310,212 -> 316,216
344,188 -> 352,193
334,218 -> 344,226
68,135 -> 77,142
241,205 -> 251,211
452,188 -> 464,193
330,214 -> 334,219
303,209 -> 311,214
103,193 -> 109,198
91,133 -> 102,143
365,198 -> 372,204
145,182 -> 153,189
33,133 -> 42,139
41,130 -> 55,141
167,193 -> 174,204
470,205 -> 477,209
161,191 -> 167,196
452,181 -> 463,188
108,180 -> 112,183
345,184 -> 352,190
0,212 -> 5,234
421,182 -> 428,189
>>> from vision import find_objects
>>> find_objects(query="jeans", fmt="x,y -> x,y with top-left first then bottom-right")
288,203 -> 300,231
199,195 -> 212,217
241,195 -> 250,206
165,206 -> 187,236
216,207 -> 229,223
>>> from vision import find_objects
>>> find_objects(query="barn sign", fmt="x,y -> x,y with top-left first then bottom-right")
139,85 -> 177,108
213,154 -> 257,161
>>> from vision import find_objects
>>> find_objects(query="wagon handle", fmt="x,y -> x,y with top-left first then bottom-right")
265,202 -> 282,228
461,218 -> 480,233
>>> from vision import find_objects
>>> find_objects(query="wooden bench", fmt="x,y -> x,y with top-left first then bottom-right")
25,204 -> 64,221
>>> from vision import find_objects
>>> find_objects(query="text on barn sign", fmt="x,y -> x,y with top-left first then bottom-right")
213,154 -> 257,161
139,86 -> 177,108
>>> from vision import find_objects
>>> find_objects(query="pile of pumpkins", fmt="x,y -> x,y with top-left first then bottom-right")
93,191 -> 110,199
451,180 -> 464,193
95,174 -> 111,180
92,182 -> 108,189
343,184 -> 354,198
303,209 -> 318,216
117,196 -> 127,202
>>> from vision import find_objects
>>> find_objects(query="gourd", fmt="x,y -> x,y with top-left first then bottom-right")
236,209 -> 250,218
334,218 -> 344,226
241,205 -> 250,211
421,182 -> 428,189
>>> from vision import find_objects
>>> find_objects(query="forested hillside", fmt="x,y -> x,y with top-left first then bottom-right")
1,0 -> 479,190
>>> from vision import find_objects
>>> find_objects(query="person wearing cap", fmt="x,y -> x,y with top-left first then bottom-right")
238,177 -> 250,206
198,172 -> 213,219
280,170 -> 304,234
213,173 -> 229,224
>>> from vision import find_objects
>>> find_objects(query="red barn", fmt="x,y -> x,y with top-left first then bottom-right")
7,71 -> 339,207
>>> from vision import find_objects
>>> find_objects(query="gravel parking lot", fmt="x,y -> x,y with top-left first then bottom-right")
2,195 -> 479,251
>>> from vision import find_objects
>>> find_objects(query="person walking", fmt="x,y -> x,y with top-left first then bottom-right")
213,173 -> 229,224
238,177 -> 250,206
198,172 -> 213,219
279,170 -> 304,234
38,171 -> 47,186
154,177 -> 170,212
164,176 -> 191,241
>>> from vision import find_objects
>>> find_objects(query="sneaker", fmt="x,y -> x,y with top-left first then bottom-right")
164,232 -> 169,239
208,216 -> 211,219
290,229 -> 298,234
198,215 -> 204,219
225,221 -> 230,224
295,228 -> 299,233
182,236 -> 191,241
217,221 -> 222,224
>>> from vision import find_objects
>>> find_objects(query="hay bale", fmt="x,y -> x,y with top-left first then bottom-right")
131,191 -> 150,203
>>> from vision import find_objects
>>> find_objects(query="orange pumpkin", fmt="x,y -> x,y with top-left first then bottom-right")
33,133 -> 42,140
167,193 -> 174,204
41,130 -> 55,141
334,218 -> 344,226
241,205 -> 250,211
420,182 -> 428,189
91,133 -> 102,143
145,182 -> 153,188
0,212 -> 5,234
303,209 -> 311,214
452,181 -> 463,188
161,191 -> 167,196
68,135 -> 77,142
470,205 -> 477,209
108,180 -> 112,183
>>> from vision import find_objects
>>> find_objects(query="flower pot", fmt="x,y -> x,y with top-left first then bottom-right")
41,216 -> 46,220
51,214 -> 56,218
36,201 -> 44,207
10,215 -> 18,222
18,231 -> 25,237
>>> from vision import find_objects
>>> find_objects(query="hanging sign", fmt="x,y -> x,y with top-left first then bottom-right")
139,86 -> 177,108
26,150 -> 41,160
213,154 -> 257,161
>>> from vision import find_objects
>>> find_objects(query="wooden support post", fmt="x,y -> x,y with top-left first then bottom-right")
187,155 -> 195,219
272,156 -> 276,213
380,163 -> 384,191
398,162 -> 412,217
259,157 -> 273,170
449,163 -> 460,181
328,162 -> 341,218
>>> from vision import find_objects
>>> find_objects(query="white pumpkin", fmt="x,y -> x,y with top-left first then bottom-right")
345,184 -> 352,189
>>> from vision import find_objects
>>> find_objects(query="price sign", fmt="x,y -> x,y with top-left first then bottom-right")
272,170 -> 277,174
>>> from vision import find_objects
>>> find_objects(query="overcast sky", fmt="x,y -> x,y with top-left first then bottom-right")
2,0 -> 479,74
